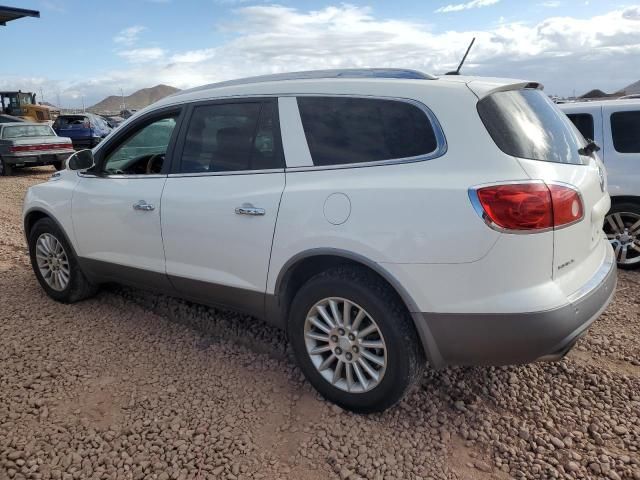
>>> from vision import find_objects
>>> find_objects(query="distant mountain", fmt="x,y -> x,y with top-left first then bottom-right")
622,80 -> 640,95
89,85 -> 180,113
579,88 -> 624,100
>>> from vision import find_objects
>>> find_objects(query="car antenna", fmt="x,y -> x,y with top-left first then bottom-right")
445,37 -> 476,75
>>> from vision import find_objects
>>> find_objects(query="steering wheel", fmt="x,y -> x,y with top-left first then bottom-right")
146,153 -> 165,174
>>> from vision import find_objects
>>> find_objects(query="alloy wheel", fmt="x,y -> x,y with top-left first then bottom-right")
35,233 -> 71,291
604,212 -> 640,266
304,297 -> 387,393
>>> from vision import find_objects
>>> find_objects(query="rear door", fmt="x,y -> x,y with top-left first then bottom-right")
476,88 -> 610,294
161,98 -> 285,318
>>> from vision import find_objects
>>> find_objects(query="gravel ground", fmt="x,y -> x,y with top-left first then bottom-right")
1,167 -> 639,480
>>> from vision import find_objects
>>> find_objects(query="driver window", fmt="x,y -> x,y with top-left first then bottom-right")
102,115 -> 177,175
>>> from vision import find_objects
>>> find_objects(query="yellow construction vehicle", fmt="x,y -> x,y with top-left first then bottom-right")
0,91 -> 59,124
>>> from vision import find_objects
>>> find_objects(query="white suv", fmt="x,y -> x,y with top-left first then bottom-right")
23,69 -> 617,412
560,99 -> 640,269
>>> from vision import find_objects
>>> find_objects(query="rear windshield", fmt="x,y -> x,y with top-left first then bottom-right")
2,125 -> 55,139
54,116 -> 88,129
478,89 -> 586,165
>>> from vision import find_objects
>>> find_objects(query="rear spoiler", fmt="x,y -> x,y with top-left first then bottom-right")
466,80 -> 543,100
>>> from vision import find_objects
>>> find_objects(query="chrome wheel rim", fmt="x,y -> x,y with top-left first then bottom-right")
35,233 -> 70,291
304,297 -> 387,393
604,212 -> 640,266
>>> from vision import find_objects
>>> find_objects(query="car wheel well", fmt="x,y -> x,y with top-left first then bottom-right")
610,196 -> 640,208
24,210 -> 51,237
276,254 -> 412,322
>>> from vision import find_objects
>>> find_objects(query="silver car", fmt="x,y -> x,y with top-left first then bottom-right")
0,123 -> 74,176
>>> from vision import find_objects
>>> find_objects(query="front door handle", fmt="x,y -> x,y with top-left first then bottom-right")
133,200 -> 155,211
235,204 -> 265,216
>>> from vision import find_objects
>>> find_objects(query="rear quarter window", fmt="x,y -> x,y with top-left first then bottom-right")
611,111 -> 640,153
478,89 -> 586,165
297,97 -> 439,166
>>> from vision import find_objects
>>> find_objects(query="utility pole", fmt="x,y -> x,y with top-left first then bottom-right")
39,88 -> 44,104
121,88 -> 126,112
82,95 -> 85,112
56,92 -> 61,109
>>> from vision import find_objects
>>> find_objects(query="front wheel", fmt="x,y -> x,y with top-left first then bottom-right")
28,217 -> 98,302
0,157 -> 13,176
288,266 -> 425,413
53,161 -> 64,171
604,202 -> 640,270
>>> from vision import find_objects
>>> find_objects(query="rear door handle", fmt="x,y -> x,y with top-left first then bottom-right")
133,200 -> 155,211
235,204 -> 265,216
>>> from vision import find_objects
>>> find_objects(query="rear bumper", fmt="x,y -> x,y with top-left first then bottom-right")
414,246 -> 617,368
3,152 -> 73,166
71,137 -> 100,149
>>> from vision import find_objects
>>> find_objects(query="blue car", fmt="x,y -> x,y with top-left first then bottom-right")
53,113 -> 111,150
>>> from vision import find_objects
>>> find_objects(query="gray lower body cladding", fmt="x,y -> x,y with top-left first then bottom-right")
414,256 -> 617,369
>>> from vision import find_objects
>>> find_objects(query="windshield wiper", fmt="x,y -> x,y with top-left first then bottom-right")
578,139 -> 601,156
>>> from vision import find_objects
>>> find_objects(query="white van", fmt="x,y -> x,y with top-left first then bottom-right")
560,100 -> 640,269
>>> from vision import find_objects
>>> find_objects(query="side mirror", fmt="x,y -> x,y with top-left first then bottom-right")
67,149 -> 95,171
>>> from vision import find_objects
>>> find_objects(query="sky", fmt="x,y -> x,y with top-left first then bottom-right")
1,0 -> 639,108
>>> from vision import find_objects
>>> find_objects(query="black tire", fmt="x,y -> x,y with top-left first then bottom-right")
605,202 -> 640,270
28,217 -> 98,302
0,157 -> 13,176
53,161 -> 64,171
288,266 -> 425,413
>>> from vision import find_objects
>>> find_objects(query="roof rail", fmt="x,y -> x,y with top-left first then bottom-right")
175,68 -> 437,96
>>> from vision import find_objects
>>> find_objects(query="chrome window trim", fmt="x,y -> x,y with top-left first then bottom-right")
167,168 -> 285,178
288,94 -> 447,171
77,172 -> 167,179
468,179 -> 585,235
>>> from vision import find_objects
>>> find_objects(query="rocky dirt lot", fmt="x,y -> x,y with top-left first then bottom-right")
1,168 -> 639,480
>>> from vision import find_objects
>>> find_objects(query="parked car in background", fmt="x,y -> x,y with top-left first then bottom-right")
100,115 -> 125,129
0,114 -> 26,123
0,123 -> 74,176
23,70 -> 616,412
560,99 -> 640,269
52,113 -> 111,150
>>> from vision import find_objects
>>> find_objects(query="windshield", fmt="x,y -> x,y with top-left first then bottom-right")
477,89 -> 586,165
2,125 -> 55,139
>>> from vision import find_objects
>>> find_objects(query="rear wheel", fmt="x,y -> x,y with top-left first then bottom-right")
604,202 -> 640,270
288,266 -> 424,413
0,157 -> 13,176
28,218 -> 98,302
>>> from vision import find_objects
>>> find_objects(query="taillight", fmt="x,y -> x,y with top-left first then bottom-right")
471,182 -> 583,232
548,184 -> 584,227
9,143 -> 74,153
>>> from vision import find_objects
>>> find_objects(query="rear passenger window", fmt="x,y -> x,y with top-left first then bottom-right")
611,111 -> 640,153
297,97 -> 438,166
566,113 -> 594,140
180,101 -> 282,173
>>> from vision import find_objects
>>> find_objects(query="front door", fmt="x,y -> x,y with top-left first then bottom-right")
161,99 -> 285,318
72,110 -> 182,290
